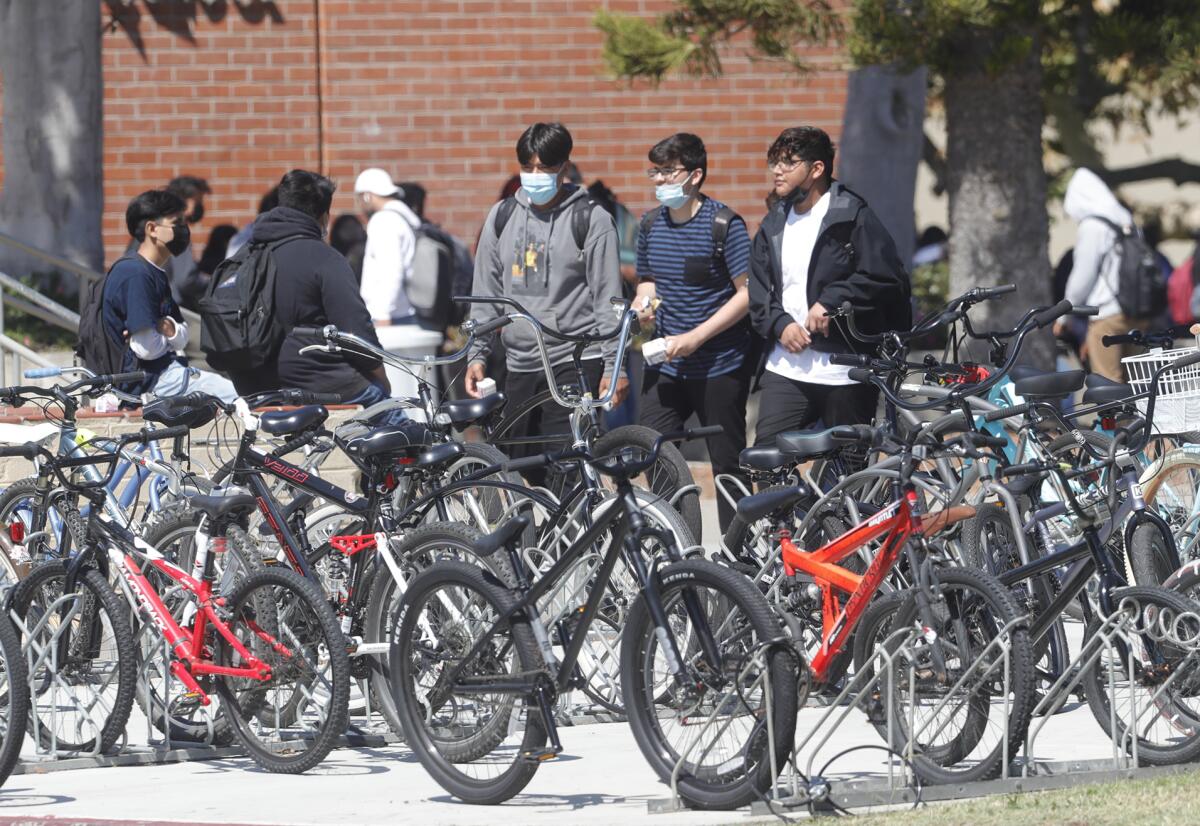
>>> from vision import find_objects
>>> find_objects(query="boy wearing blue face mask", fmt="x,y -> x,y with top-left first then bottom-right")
634,133 -> 754,533
467,122 -> 625,466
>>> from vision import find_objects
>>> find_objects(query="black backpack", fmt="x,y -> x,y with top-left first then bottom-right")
405,222 -> 474,329
1089,214 -> 1167,318
75,256 -> 137,375
198,236 -> 302,372
639,205 -> 738,277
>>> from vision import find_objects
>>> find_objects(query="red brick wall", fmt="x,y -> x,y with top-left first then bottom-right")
50,1 -> 847,265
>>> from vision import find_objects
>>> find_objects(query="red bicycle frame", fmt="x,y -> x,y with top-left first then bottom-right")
779,489 -> 964,683
110,542 -> 288,704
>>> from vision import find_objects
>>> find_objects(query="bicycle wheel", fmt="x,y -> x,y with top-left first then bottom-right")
1128,519 -> 1179,587
593,425 -> 703,546
9,561 -> 137,754
364,521 -> 512,736
622,559 -> 798,811
960,502 -> 1070,671
851,565 -> 1035,784
1142,448 -> 1200,562
0,477 -> 85,575
214,567 -> 350,773
436,441 -> 529,532
0,609 -> 27,786
1081,585 -> 1200,765
390,560 -> 545,804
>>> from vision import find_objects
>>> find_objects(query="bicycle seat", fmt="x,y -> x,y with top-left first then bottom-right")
186,490 -> 257,520
1011,369 -> 1084,399
473,514 -> 530,557
1083,381 -> 1135,406
1085,373 -> 1124,389
414,441 -> 465,469
1008,364 -> 1050,382
142,398 -> 216,430
775,425 -> 869,459
437,393 -> 508,431
739,446 -> 789,472
260,405 -> 329,436
339,420 -> 436,460
736,486 -> 804,523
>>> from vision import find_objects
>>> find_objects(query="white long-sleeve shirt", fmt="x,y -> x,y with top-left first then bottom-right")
360,200 -> 421,322
129,318 -> 188,361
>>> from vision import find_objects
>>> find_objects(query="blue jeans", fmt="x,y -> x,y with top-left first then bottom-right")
152,361 -> 238,403
345,381 -> 410,426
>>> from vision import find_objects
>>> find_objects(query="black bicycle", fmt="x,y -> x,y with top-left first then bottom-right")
388,427 -> 799,809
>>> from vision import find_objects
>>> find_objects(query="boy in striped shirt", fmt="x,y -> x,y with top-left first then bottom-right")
635,133 -> 753,533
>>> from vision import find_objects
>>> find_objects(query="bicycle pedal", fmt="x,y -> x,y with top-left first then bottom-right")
520,746 -> 563,763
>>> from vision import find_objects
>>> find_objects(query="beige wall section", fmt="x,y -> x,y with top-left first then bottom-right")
915,110 -> 1200,267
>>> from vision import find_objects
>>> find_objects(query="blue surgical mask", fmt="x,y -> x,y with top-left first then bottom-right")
655,183 -> 690,210
520,172 -> 559,206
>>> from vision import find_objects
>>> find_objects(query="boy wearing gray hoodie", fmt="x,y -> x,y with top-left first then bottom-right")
466,122 -> 626,451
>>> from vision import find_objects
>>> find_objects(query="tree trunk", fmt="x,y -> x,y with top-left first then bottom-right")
945,40 -> 1053,366
837,65 -> 927,269
0,0 -> 104,276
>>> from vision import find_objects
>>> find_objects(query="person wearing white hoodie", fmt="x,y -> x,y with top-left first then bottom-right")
1062,168 -> 1147,381
354,167 -> 448,399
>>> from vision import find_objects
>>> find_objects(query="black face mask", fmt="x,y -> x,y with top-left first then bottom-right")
187,203 -> 205,224
165,223 -> 191,257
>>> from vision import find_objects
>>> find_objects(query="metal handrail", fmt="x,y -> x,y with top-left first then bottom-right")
0,230 -> 102,285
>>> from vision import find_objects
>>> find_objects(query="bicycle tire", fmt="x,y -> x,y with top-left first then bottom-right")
1128,519 -> 1179,587
0,477 -> 87,569
214,566 -> 350,773
10,561 -> 137,754
1142,448 -> 1200,563
0,609 -> 27,786
364,521 -> 511,737
851,565 -> 1035,785
593,425 -> 702,546
1081,584 -> 1200,765
390,559 -> 545,804
960,501 -> 1070,667
621,559 -> 798,811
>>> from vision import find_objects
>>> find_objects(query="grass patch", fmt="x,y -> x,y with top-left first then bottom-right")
848,769 -> 1200,825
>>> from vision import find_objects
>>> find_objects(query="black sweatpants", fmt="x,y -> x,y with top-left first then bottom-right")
640,368 -> 751,534
753,370 -> 878,448
503,359 -> 602,486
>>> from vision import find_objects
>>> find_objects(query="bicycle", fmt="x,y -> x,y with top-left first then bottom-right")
3,421 -> 350,771
388,425 -> 798,809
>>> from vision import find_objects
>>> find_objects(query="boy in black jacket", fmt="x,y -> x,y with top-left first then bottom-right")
235,170 -> 389,401
748,127 -> 910,447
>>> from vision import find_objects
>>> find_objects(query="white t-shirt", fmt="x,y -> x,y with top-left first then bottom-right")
360,200 -> 421,322
765,192 -> 852,385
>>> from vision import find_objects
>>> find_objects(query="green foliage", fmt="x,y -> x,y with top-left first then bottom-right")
911,260 -> 950,348
595,0 -> 842,82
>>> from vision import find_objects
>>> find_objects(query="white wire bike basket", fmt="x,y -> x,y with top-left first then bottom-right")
1123,340 -> 1200,434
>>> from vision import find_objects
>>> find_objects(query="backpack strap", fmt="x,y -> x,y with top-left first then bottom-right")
711,205 -> 737,278
492,195 -> 596,253
491,197 -> 518,240
571,197 -> 597,253
640,207 -> 663,239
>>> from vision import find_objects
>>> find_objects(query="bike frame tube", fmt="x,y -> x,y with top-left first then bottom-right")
94,518 -> 273,698
780,494 -> 917,681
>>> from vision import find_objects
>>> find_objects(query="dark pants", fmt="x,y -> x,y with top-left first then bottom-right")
754,370 -> 878,448
640,368 -> 750,533
503,359 -> 603,486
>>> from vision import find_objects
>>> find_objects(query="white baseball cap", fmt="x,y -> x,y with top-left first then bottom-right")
354,168 -> 400,197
